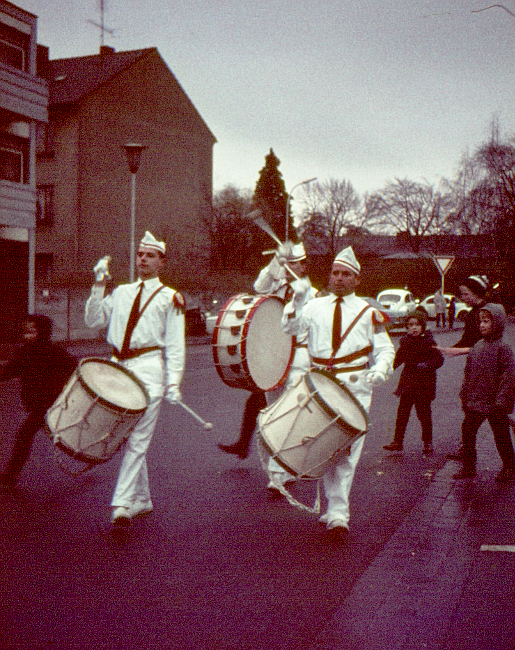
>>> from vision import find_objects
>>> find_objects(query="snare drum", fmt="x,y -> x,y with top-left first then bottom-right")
258,370 -> 368,479
46,357 -> 149,465
212,294 -> 294,391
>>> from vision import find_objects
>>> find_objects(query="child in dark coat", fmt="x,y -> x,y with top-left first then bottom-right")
0,315 -> 77,491
452,303 -> 515,482
384,310 -> 444,455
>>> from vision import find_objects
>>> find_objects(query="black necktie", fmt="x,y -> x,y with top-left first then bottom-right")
121,283 -> 144,354
332,297 -> 343,354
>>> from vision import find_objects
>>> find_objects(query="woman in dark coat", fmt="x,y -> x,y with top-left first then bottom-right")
383,310 -> 444,455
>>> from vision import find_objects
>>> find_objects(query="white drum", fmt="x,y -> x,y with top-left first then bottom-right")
258,370 -> 368,479
46,357 -> 149,465
212,294 -> 294,391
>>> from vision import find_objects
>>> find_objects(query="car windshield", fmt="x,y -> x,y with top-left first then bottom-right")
379,294 -> 401,302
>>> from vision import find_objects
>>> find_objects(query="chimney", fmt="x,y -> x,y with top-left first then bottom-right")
100,46 -> 116,56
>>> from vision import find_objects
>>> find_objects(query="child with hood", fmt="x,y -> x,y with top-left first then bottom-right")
384,309 -> 444,455
453,303 -> 515,482
0,315 -> 76,491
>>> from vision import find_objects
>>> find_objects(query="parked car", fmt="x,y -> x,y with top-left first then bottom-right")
185,307 -> 207,337
417,294 -> 471,321
376,289 -> 418,317
362,297 -> 406,332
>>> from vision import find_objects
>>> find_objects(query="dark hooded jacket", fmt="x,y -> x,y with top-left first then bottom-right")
0,319 -> 77,412
393,329 -> 444,401
460,303 -> 515,414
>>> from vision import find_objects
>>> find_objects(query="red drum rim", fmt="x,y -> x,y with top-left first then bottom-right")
305,369 -> 369,435
212,294 -> 294,391
77,357 -> 150,415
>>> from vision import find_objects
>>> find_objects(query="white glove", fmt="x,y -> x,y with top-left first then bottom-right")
267,256 -> 285,281
293,277 -> 311,306
275,242 -> 293,266
93,255 -> 112,282
165,385 -> 182,404
366,370 -> 386,386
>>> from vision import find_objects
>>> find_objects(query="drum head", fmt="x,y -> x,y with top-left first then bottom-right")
244,297 -> 293,391
306,370 -> 368,434
79,358 -> 149,413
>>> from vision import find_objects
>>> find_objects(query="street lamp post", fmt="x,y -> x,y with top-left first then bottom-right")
123,143 -> 147,282
285,177 -> 317,241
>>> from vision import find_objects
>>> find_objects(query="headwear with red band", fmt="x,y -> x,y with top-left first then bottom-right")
333,246 -> 361,275
139,231 -> 166,255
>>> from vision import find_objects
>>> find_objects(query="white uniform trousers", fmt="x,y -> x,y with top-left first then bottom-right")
110,351 -> 165,508
266,347 -> 310,487
319,435 -> 365,527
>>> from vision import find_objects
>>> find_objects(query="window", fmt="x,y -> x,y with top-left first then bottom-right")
0,22 -> 29,72
36,185 -> 54,225
36,121 -> 55,157
0,133 -> 29,183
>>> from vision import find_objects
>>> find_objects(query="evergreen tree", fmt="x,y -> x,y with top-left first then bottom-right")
253,149 -> 293,241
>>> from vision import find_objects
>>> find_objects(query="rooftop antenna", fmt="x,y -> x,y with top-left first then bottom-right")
87,0 -> 115,50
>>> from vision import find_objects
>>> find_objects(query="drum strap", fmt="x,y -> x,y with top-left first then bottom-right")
312,345 -> 373,367
324,305 -> 372,370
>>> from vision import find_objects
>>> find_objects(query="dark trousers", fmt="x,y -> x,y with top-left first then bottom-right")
1,410 -> 45,486
235,390 -> 267,452
394,392 -> 433,445
461,410 -> 515,470
436,312 -> 446,327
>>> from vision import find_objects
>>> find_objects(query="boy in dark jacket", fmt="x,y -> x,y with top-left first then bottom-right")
384,310 -> 444,455
453,303 -> 515,482
0,315 -> 76,491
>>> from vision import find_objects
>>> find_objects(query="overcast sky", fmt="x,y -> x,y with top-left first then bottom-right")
17,0 -> 515,200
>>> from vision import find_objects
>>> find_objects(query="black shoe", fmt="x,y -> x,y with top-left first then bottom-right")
495,467 -> 515,483
383,442 -> 403,452
453,468 -> 476,480
423,444 -> 434,456
218,443 -> 249,459
267,486 -> 282,500
326,523 -> 350,544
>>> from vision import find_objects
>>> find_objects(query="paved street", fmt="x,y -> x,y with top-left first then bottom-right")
1,325 -> 515,649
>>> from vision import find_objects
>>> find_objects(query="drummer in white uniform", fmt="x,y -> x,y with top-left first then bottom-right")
282,246 -> 395,541
218,242 -> 316,475
85,231 -> 185,529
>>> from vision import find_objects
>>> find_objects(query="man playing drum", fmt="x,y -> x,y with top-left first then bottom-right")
85,231 -> 185,529
282,246 -> 395,541
218,242 -> 316,473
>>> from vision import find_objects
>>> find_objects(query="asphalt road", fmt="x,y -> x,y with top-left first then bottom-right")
0,326 -> 480,650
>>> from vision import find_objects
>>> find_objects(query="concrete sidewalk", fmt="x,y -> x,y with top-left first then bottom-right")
311,319 -> 515,650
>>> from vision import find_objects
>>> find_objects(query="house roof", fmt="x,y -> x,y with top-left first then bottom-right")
45,48 -> 154,105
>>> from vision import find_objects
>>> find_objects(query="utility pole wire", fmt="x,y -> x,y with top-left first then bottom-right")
472,4 -> 515,18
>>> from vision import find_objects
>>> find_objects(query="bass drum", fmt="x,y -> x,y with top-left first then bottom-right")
212,294 -> 294,391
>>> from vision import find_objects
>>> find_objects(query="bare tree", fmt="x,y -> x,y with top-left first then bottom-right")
297,179 -> 365,256
206,185 -> 254,272
365,178 -> 453,253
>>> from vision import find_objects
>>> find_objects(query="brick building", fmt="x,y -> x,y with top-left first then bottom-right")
35,45 -> 216,289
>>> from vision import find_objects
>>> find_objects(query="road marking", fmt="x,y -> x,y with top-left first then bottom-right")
480,545 -> 515,552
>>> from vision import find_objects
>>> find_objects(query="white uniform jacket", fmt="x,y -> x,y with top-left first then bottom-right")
282,292 -> 394,411
85,277 -> 185,391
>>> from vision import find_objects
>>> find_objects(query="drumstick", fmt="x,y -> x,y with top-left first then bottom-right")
176,400 -> 214,430
250,214 -> 301,281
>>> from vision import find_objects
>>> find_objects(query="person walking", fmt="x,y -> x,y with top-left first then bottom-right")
451,303 -> 515,482
0,315 -> 76,492
434,289 -> 447,329
282,246 -> 395,542
218,242 -> 316,468
85,231 -> 186,529
383,310 -> 444,455
448,296 -> 457,329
